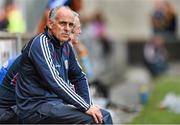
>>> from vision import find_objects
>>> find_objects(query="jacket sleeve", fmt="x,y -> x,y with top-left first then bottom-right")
0,58 -> 15,83
29,34 -> 90,112
68,44 -> 92,105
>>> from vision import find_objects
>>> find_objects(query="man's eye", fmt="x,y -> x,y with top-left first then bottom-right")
69,23 -> 74,28
59,21 -> 66,26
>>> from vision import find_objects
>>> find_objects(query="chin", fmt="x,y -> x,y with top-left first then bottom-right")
60,39 -> 68,42
63,37 -> 69,41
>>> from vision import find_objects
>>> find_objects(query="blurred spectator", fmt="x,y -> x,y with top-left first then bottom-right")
70,12 -> 94,79
5,0 -> 26,33
151,0 -> 177,41
91,11 -> 112,58
0,9 -> 8,31
80,11 -> 117,108
143,34 -> 168,77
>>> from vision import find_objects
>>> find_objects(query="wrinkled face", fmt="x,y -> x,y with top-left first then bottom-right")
70,16 -> 81,44
48,8 -> 74,43
73,16 -> 81,37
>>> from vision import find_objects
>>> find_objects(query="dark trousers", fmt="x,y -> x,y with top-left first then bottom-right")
21,101 -> 113,124
0,107 -> 18,123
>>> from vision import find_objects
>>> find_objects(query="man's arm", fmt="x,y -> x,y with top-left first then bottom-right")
29,34 -> 90,112
0,58 -> 16,84
68,44 -> 92,105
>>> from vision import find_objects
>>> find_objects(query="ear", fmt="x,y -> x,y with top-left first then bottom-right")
47,20 -> 53,29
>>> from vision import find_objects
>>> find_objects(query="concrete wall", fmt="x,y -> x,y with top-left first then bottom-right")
82,0 -> 180,41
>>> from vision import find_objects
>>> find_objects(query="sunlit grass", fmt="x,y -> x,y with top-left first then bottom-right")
131,75 -> 180,124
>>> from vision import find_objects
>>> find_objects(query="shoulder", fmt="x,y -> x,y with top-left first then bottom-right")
65,42 -> 74,51
30,34 -> 51,50
32,33 -> 48,45
65,42 -> 74,54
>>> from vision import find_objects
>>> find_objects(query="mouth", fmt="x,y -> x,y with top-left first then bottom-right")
62,33 -> 69,38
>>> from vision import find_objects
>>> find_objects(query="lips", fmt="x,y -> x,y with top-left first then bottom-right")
62,33 -> 69,37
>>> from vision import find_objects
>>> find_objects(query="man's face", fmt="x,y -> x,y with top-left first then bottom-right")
70,16 -> 81,44
73,17 -> 81,37
48,8 -> 74,43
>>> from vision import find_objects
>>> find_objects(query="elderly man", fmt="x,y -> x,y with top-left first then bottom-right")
16,6 -> 112,124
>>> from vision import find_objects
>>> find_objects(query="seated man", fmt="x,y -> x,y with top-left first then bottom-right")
16,6 -> 112,124
70,12 -> 93,79
0,56 -> 21,123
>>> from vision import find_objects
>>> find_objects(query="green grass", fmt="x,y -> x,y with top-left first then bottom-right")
131,75 -> 180,124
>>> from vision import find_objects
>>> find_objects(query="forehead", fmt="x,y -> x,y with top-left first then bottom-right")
55,8 -> 74,23
74,16 -> 80,26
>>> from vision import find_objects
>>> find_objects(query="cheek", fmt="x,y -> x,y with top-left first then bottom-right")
53,27 -> 62,35
75,31 -> 80,36
52,26 -> 58,32
77,31 -> 80,35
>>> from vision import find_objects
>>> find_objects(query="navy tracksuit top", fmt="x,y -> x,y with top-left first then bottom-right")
16,28 -> 92,118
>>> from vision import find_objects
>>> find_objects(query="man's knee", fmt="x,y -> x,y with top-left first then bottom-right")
0,109 -> 18,123
76,113 -> 95,124
101,109 -> 113,124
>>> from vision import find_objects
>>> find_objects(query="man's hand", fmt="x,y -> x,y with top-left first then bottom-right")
85,105 -> 103,124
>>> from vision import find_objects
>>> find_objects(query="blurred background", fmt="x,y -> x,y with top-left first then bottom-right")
0,0 -> 180,124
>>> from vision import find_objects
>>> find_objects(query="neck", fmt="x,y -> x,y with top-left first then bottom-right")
47,30 -> 64,45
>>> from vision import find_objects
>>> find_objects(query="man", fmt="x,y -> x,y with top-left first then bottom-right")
70,12 -> 81,45
16,6 -> 112,124
0,56 -> 21,123
37,0 -> 94,79
70,12 -> 94,78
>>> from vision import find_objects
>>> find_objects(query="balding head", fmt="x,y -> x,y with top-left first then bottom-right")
69,11 -> 82,45
73,12 -> 81,33
49,6 -> 73,21
48,6 -> 75,43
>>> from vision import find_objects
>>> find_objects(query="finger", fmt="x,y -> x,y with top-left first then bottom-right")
97,110 -> 103,123
96,108 -> 103,118
93,114 -> 99,123
96,113 -> 103,123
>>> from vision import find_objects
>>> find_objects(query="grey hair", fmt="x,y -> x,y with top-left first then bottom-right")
49,6 -> 71,20
72,11 -> 79,17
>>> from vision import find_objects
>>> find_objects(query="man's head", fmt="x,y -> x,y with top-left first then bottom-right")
70,12 -> 81,44
47,6 -> 74,43
73,12 -> 81,36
